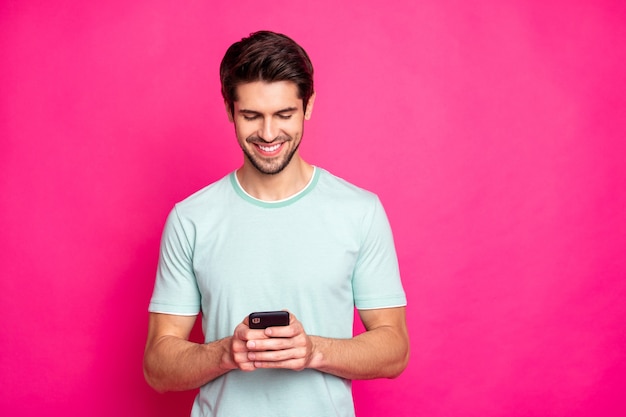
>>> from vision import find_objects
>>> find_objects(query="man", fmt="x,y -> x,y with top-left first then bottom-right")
143,31 -> 409,417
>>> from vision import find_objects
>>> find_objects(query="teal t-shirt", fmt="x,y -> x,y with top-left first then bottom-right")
149,167 -> 406,417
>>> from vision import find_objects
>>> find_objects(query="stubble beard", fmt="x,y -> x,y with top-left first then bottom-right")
242,135 -> 301,175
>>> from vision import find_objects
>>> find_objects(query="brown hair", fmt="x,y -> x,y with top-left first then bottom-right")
220,31 -> 315,114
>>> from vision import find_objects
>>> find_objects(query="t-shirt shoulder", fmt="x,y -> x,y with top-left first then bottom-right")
316,168 -> 380,204
173,174 -> 233,213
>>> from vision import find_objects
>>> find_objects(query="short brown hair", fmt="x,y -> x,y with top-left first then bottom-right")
220,31 -> 315,113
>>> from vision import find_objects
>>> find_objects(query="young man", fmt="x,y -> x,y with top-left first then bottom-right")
144,31 -> 409,417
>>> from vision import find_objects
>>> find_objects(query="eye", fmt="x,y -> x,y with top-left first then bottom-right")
243,115 -> 260,121
277,114 -> 293,120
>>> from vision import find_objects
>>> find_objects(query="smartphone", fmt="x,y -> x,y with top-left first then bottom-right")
248,311 -> 290,329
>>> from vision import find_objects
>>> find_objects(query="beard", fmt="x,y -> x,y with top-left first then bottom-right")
241,134 -> 301,175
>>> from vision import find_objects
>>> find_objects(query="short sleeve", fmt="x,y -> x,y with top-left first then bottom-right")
148,206 -> 201,315
352,197 -> 407,310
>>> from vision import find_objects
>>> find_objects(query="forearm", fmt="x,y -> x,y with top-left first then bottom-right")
308,325 -> 410,380
143,335 -> 234,392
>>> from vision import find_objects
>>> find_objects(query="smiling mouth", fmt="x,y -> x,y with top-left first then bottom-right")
257,143 -> 282,153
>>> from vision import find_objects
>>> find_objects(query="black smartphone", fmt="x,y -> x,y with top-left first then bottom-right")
248,311 -> 290,329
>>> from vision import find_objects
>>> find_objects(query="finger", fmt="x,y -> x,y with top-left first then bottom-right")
237,360 -> 257,372
248,344 -> 308,361
233,351 -> 251,363
231,344 -> 257,372
264,324 -> 299,338
246,336 -> 297,352
235,326 -> 270,343
253,358 -> 307,371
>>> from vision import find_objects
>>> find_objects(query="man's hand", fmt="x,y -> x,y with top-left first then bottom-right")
228,316 -> 272,371
231,312 -> 315,371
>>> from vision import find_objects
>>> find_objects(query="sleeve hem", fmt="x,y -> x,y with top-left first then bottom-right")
148,302 -> 200,316
357,303 -> 407,311
355,295 -> 407,310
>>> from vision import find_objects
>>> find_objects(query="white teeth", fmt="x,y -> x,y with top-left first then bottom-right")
258,143 -> 281,152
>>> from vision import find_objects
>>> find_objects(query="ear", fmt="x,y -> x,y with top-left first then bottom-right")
224,100 -> 234,122
304,92 -> 316,120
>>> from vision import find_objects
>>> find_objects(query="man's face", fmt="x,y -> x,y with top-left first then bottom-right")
228,81 -> 314,175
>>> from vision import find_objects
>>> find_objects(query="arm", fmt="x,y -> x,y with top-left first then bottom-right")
311,306 -> 410,379
143,312 -> 276,392
142,313 -> 227,392
247,306 -> 410,380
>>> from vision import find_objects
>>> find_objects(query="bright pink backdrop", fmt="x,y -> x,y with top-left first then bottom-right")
1,1 -> 625,416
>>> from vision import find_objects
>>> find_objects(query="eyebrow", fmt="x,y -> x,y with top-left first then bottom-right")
238,107 -> 299,115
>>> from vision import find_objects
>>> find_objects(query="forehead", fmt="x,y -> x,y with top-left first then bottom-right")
234,81 -> 302,111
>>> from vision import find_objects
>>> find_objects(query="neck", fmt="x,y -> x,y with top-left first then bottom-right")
236,156 -> 314,201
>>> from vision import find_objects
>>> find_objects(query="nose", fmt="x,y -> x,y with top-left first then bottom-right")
258,118 -> 278,142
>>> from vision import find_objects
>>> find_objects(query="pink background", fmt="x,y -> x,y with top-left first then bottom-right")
1,1 -> 625,416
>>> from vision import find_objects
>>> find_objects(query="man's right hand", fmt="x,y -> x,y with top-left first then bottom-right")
226,316 -> 271,372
